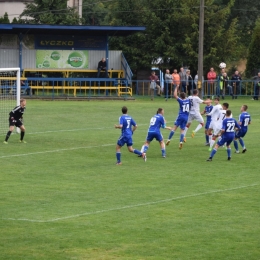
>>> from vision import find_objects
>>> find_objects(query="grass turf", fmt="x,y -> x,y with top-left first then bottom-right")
0,97 -> 259,260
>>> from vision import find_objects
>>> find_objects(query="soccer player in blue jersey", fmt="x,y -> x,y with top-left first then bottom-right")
234,105 -> 251,153
201,101 -> 213,145
166,85 -> 191,149
207,110 -> 240,161
141,108 -> 171,158
115,106 -> 146,165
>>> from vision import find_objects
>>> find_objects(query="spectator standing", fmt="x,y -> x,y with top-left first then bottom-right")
172,69 -> 180,94
179,67 -> 187,93
207,67 -> 217,97
164,69 -> 172,99
186,70 -> 193,96
194,72 -> 198,88
149,71 -> 161,100
219,72 -> 229,100
194,71 -> 204,89
231,71 -> 242,99
252,72 -> 260,100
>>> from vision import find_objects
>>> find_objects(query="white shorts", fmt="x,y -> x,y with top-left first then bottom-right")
187,113 -> 204,124
209,121 -> 221,135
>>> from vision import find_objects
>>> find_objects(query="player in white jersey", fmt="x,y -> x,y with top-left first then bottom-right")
206,97 -> 222,150
208,102 -> 231,150
183,89 -> 211,141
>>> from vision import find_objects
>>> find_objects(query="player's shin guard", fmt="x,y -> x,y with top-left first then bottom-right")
5,131 -> 12,142
140,145 -> 144,153
210,148 -> 217,158
234,140 -> 239,151
180,133 -> 184,143
116,152 -> 121,163
168,130 -> 175,140
20,131 -> 25,140
227,148 -> 231,158
239,138 -> 245,149
194,123 -> 203,132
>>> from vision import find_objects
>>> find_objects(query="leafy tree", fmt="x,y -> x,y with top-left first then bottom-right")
106,0 -> 151,72
245,18 -> 260,77
82,0 -> 108,25
0,12 -> 10,23
108,0 -> 239,75
230,0 -> 260,48
20,0 -> 82,25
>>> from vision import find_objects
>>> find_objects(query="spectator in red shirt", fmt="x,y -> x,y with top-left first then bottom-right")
207,67 -> 217,97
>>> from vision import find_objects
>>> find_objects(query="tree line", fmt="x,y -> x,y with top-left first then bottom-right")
0,0 -> 259,78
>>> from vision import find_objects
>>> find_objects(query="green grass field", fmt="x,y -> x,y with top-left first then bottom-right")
1,97 -> 259,260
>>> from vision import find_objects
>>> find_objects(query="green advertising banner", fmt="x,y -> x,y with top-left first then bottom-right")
36,50 -> 89,69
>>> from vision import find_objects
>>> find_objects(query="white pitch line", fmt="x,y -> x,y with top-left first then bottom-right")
0,143 -> 115,159
2,183 -> 258,223
0,133 -> 198,159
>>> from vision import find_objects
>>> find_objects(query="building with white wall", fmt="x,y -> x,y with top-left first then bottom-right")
0,0 -> 82,21
67,0 -> 82,18
0,0 -> 33,21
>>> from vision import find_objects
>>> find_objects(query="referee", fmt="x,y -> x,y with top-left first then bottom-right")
4,99 -> 27,144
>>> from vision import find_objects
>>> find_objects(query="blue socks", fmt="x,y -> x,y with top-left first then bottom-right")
133,149 -> 142,156
180,133 -> 184,143
162,149 -> 166,157
168,130 -> 175,139
143,145 -> 149,153
210,148 -> 217,158
234,140 -> 239,151
227,148 -> 231,158
239,138 -> 245,148
116,152 -> 121,162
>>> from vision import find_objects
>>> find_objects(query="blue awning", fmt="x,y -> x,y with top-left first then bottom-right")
0,24 -> 146,36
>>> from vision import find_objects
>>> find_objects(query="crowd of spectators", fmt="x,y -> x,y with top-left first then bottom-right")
148,67 -> 259,100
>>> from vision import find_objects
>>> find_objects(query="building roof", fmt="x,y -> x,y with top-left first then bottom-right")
0,24 -> 146,36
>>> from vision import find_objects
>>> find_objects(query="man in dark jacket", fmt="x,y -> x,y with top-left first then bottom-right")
253,72 -> 260,100
97,58 -> 109,78
231,71 -> 242,99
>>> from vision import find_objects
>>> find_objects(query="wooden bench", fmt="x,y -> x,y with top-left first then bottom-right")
22,69 -> 124,79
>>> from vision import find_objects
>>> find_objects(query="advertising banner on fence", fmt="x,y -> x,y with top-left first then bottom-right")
36,50 -> 89,69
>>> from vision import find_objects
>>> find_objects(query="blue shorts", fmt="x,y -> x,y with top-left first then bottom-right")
235,129 -> 247,139
174,116 -> 188,130
117,135 -> 133,147
217,135 -> 234,147
205,120 -> 211,130
146,132 -> 163,142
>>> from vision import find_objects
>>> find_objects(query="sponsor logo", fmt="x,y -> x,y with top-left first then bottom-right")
51,51 -> 61,61
68,52 -> 83,68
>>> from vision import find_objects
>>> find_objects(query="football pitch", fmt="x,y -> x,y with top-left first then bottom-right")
1,97 -> 259,260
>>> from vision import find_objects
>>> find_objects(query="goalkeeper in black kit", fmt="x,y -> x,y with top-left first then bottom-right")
4,99 -> 27,144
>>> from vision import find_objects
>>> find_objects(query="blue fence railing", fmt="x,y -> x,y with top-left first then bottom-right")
121,53 -> 133,83
2,77 -> 259,99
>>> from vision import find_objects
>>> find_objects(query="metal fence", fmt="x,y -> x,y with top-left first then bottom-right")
9,77 -> 259,99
